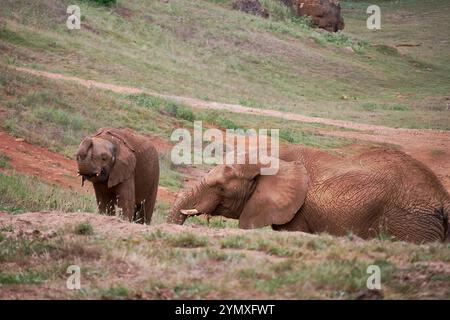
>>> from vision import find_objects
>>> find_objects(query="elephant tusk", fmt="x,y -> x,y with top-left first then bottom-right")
180,209 -> 200,216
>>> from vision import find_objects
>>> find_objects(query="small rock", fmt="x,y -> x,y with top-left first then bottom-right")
341,95 -> 348,100
354,289 -> 384,300
24,229 -> 41,237
344,46 -> 354,53
15,138 -> 24,142
43,230 -> 57,239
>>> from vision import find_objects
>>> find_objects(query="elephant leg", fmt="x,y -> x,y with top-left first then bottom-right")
144,183 -> 158,225
134,202 -> 145,224
272,211 -> 311,233
115,178 -> 136,222
93,183 -> 116,216
385,207 -> 447,243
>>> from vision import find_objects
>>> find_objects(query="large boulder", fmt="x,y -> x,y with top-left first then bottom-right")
232,0 -> 270,18
290,0 -> 345,32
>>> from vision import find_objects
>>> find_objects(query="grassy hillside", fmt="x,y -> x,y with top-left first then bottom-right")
1,212 -> 449,299
0,0 -> 449,129
0,0 -> 449,300
0,64 -> 353,214
0,65 -> 353,157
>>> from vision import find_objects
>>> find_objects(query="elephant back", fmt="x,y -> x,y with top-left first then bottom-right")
94,127 -> 156,156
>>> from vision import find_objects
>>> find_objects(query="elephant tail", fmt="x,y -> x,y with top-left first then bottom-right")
442,203 -> 450,242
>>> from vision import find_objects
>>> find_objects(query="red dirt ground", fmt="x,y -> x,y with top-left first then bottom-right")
0,130 -> 176,203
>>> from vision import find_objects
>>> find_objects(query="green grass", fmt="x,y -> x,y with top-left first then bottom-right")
248,238 -> 296,257
0,0 -> 449,300
0,0 -> 448,129
0,236 -> 56,263
99,285 -> 130,299
0,219 -> 449,299
74,222 -> 94,235
0,171 -> 96,213
131,92 -> 351,148
186,215 -> 239,228
0,66 -> 352,218
158,153 -> 183,190
167,233 -> 209,248
220,235 -> 248,249
0,269 -> 49,285
1,64 -> 352,153
0,152 -> 11,169
88,0 -> 117,6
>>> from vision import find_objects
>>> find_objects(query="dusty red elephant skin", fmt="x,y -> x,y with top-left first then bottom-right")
168,145 -> 450,243
76,128 -> 160,225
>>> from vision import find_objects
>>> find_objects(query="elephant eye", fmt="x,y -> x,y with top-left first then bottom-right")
101,153 -> 108,161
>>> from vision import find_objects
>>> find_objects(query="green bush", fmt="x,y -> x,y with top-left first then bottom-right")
260,0 -> 295,21
279,129 -> 295,143
88,0 -> 117,6
74,222 -> 94,235
0,152 -> 11,169
163,102 -> 195,122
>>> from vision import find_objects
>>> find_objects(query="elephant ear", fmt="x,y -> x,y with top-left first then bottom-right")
239,160 -> 309,229
108,139 -> 136,188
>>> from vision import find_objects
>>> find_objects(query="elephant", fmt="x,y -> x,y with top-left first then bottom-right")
167,145 -> 450,243
76,127 -> 159,224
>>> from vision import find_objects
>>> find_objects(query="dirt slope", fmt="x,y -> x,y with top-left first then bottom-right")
12,67 -> 450,190
0,211 -> 448,300
0,130 -> 176,202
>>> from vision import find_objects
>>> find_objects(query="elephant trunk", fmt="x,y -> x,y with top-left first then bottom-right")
167,183 -> 204,225
77,157 -> 97,176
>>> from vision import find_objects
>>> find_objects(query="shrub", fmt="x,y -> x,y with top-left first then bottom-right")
88,0 -> 117,6
168,233 -> 208,248
0,152 -> 11,169
165,102 -> 196,122
74,222 -> 94,235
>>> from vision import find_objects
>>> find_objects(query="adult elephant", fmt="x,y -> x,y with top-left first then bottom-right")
77,127 -> 159,224
168,146 -> 449,243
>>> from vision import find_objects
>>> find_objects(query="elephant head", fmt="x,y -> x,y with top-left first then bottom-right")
76,133 -> 136,188
168,159 -> 309,229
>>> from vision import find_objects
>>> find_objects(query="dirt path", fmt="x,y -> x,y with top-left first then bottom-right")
11,67 -> 450,189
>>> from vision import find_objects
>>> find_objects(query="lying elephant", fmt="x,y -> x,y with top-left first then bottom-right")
168,146 -> 449,243
77,128 -> 159,224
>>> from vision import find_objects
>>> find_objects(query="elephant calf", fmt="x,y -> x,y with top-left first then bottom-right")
77,128 -> 159,224
168,146 -> 450,243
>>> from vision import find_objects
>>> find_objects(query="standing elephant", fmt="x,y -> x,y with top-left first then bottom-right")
77,128 -> 159,224
168,146 -> 449,243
